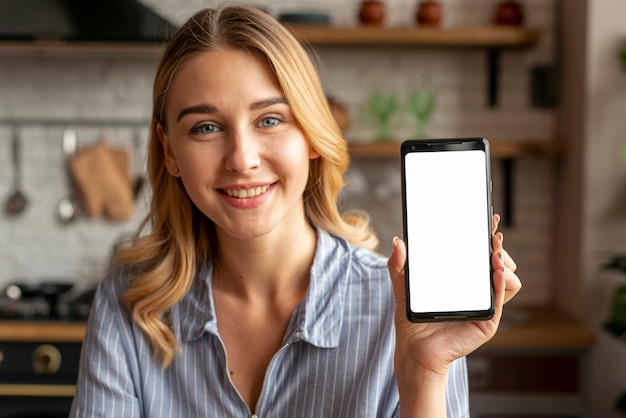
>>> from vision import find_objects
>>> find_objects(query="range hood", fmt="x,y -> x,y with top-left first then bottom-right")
0,0 -> 176,43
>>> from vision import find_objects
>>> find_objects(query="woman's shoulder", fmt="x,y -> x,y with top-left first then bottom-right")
89,263 -> 136,310
350,244 -> 389,275
319,229 -> 389,275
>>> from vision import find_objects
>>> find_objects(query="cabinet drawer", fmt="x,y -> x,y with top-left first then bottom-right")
0,342 -> 81,385
467,353 -> 579,393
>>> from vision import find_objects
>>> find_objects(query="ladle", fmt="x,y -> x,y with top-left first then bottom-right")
132,129 -> 146,199
4,129 -> 28,215
57,129 -> 81,223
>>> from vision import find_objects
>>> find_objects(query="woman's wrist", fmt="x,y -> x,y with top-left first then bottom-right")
396,359 -> 450,418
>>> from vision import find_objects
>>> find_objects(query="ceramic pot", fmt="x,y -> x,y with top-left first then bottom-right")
358,0 -> 385,25
494,0 -> 524,26
416,0 -> 443,26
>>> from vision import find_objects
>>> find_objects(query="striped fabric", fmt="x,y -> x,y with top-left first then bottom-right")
70,229 -> 468,417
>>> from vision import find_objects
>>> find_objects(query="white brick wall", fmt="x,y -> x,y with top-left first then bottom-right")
0,0 -> 556,304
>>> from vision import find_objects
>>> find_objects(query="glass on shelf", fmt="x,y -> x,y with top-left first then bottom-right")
408,90 -> 436,139
368,91 -> 398,141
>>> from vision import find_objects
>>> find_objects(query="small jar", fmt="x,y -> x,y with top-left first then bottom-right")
493,0 -> 524,26
416,1 -> 443,26
358,0 -> 386,25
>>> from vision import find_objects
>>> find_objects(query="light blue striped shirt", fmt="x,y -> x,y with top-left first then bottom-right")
70,229 -> 468,417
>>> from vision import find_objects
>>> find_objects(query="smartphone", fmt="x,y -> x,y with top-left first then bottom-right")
401,137 -> 494,322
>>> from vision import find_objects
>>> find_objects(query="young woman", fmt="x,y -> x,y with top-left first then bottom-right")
70,5 -> 520,417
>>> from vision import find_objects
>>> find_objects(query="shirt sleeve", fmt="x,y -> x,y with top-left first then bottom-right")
446,356 -> 470,417
69,273 -> 143,418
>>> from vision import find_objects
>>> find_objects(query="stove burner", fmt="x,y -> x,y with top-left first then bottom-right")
0,282 -> 94,322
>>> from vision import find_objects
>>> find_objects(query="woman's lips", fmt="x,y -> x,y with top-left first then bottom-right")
224,184 -> 270,199
220,183 -> 274,209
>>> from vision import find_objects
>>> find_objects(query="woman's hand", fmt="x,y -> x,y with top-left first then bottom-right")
387,213 -> 521,417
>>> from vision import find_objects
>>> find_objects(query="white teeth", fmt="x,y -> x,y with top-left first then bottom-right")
225,185 -> 269,199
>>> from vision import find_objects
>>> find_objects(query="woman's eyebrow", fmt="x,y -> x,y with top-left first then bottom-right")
250,97 -> 288,110
177,104 -> 218,122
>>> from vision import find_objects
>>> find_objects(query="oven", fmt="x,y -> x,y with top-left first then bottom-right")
0,282 -> 92,418
0,340 -> 81,417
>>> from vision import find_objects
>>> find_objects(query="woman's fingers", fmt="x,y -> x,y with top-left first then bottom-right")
492,213 -> 501,235
388,237 -> 407,307
491,232 -> 521,304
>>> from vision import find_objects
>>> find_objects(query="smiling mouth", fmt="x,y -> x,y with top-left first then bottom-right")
224,185 -> 270,199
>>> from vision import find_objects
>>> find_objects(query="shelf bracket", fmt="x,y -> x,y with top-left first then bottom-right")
501,158 -> 514,227
487,48 -> 501,107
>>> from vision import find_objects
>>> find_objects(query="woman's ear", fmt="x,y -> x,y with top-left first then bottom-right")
157,124 -> 180,177
308,143 -> 320,160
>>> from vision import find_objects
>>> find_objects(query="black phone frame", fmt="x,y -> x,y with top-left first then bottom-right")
400,137 -> 495,323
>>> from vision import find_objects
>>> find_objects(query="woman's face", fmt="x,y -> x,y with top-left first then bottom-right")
158,47 -> 319,240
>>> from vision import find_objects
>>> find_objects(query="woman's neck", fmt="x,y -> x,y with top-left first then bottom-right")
212,221 -> 317,304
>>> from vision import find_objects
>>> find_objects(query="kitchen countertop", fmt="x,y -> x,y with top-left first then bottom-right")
486,306 -> 595,349
0,306 -> 596,348
0,321 -> 86,343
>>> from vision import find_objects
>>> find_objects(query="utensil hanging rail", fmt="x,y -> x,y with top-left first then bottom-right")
0,117 -> 152,128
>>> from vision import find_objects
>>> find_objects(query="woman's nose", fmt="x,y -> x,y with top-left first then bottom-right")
223,128 -> 261,173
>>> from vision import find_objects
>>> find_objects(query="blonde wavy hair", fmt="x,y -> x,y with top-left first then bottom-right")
117,4 -> 378,367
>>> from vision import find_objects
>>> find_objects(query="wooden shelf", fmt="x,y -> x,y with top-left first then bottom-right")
285,25 -> 540,48
0,26 -> 540,53
0,26 -> 540,57
348,139 -> 566,159
286,24 -> 541,107
0,41 -> 165,58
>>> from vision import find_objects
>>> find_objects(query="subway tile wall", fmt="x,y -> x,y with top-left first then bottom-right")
0,0 -> 556,304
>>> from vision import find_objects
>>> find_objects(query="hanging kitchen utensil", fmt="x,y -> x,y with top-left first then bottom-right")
4,128 -> 28,215
69,139 -> 135,220
132,129 -> 146,200
57,129 -> 82,223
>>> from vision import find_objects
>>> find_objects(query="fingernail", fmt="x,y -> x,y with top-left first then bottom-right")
392,236 -> 399,250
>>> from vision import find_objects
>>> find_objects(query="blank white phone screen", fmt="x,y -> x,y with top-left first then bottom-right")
405,149 -> 491,314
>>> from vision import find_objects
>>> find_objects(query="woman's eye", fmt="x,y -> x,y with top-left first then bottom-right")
260,117 -> 280,128
193,123 -> 221,134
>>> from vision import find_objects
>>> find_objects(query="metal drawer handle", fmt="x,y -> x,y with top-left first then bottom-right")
32,344 -> 62,374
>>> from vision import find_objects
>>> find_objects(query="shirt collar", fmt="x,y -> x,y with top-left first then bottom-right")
178,229 -> 352,348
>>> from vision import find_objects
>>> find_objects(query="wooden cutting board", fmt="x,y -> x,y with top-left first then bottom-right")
69,141 -> 135,220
